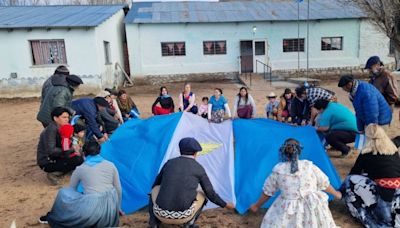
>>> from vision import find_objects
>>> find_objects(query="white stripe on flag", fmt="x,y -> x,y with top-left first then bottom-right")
355,134 -> 366,150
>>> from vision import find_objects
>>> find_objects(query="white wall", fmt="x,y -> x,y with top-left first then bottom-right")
126,19 -> 394,77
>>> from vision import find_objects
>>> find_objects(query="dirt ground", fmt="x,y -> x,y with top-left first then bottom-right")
1,79 -> 399,228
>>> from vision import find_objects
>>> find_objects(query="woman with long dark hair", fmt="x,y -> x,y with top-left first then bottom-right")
207,88 -> 231,123
152,86 -> 175,115
232,87 -> 256,119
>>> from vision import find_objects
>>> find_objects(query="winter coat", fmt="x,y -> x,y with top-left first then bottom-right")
41,74 -> 67,104
290,97 -> 310,125
369,68 -> 399,105
97,108 -> 119,134
352,80 -> 392,131
72,98 -> 103,139
37,76 -> 74,127
37,121 -> 62,167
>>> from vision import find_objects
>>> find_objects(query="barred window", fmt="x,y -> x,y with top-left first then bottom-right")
255,41 -> 265,55
321,37 -> 343,51
283,39 -> 304,52
30,40 -> 67,65
203,41 -> 226,55
161,42 -> 186,56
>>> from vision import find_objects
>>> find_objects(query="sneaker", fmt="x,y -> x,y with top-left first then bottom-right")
46,172 -> 60,185
38,215 -> 48,224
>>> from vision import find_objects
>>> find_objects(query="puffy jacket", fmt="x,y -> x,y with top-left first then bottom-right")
352,80 -> 392,131
37,121 -> 62,166
37,76 -> 74,127
369,68 -> 399,105
72,98 -> 103,139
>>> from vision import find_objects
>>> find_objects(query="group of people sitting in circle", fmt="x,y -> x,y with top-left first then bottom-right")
35,55 -> 400,227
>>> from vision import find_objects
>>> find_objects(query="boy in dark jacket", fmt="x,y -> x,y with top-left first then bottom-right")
149,138 -> 235,228
290,87 -> 310,126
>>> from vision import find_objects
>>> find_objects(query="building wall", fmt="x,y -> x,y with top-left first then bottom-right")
126,19 -> 394,77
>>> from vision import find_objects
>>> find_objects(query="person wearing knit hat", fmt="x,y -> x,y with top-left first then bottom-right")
276,88 -> 294,123
338,75 -> 392,132
149,137 -> 235,228
365,56 -> 399,109
342,124 -> 400,227
72,97 -> 110,143
40,65 -> 70,103
265,92 -> 279,120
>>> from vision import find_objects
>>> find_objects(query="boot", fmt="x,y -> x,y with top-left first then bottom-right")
46,172 -> 61,185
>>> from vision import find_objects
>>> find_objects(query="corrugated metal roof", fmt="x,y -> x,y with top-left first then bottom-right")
125,1 -> 366,24
0,5 -> 126,29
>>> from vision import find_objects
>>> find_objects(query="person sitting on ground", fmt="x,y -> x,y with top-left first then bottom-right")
58,123 -> 81,159
365,56 -> 398,110
233,87 -> 256,119
149,137 -> 235,228
37,107 -> 84,185
37,74 -> 83,128
39,141 -> 122,227
277,88 -> 294,123
250,138 -> 341,227
96,91 -> 120,135
72,124 -> 86,156
198,97 -> 209,119
313,99 -> 358,158
290,87 -> 310,126
265,92 -> 279,120
338,75 -> 392,132
72,97 -> 110,143
117,89 -> 140,121
208,88 -> 232,123
179,83 -> 198,114
341,124 -> 400,227
41,65 -> 70,104
152,86 -> 175,115
105,88 -> 124,124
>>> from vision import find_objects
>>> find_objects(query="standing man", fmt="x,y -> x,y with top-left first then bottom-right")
72,97 -> 110,143
37,74 -> 83,128
338,75 -> 392,132
41,65 -> 70,103
365,56 -> 398,109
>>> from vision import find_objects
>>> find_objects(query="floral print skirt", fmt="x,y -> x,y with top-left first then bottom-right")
342,175 -> 400,228
210,110 -> 225,123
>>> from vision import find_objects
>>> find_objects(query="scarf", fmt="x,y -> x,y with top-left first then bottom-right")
279,141 -> 303,174
161,95 -> 171,99
349,79 -> 359,102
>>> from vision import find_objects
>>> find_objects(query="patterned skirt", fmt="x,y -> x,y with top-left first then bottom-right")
342,175 -> 400,228
210,110 -> 225,123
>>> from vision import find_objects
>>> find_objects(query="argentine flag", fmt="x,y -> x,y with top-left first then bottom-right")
101,112 -> 341,214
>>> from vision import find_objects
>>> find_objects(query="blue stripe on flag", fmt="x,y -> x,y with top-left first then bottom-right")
233,118 -> 341,214
101,112 -> 182,214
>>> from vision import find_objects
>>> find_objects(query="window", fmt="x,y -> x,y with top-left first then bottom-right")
104,41 -> 111,64
255,41 -> 265,55
203,41 -> 227,55
321,37 -> 343,51
30,40 -> 67,65
283,38 -> 304,52
161,42 -> 186,56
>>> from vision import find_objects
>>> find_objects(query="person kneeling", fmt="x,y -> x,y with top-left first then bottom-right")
148,137 -> 235,228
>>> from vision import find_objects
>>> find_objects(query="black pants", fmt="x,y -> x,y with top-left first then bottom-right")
148,195 -> 207,227
40,156 -> 83,174
325,130 -> 356,155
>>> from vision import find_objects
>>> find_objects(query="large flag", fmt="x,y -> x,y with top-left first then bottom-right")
233,118 -> 342,214
102,113 -> 341,215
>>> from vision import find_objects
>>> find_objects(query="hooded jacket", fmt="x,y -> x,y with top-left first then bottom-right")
41,74 -> 67,104
72,98 -> 103,139
37,121 -> 63,167
369,68 -> 399,105
37,76 -> 75,127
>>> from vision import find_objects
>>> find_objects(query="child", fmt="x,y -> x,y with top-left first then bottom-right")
250,138 -> 341,227
72,124 -> 86,157
265,92 -> 279,120
59,124 -> 80,158
198,97 -> 209,119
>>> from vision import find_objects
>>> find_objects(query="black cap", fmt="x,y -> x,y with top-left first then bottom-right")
365,56 -> 383,69
338,75 -> 354,87
66,74 -> 83,87
105,88 -> 118,96
93,97 -> 110,107
54,65 -> 69,75
179,137 -> 202,155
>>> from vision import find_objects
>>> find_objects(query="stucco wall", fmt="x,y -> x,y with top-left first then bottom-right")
126,19 -> 394,77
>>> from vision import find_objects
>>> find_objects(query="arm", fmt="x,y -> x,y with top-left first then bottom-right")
325,185 -> 342,200
151,97 -> 160,114
185,93 -> 196,111
251,171 -> 278,212
232,96 -> 238,118
113,165 -> 122,204
170,97 -> 175,113
249,95 -> 257,117
250,193 -> 270,212
44,125 -> 63,158
311,163 -> 341,199
361,92 -> 379,126
179,93 -> 184,111
208,104 -> 212,120
385,73 -> 399,104
224,103 -> 232,118
84,107 -> 103,139
316,126 -> 330,132
113,100 -> 124,123
69,168 -> 81,190
199,172 -> 227,208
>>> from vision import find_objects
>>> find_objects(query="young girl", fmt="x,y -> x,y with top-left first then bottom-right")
72,124 -> 86,156
152,86 -> 175,115
198,97 -> 209,119
208,88 -> 231,123
233,87 -> 256,119
250,138 -> 341,228
265,92 -> 279,120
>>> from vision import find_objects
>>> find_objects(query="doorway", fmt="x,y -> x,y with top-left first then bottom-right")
240,40 -> 253,73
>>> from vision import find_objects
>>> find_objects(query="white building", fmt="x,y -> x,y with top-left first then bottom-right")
0,5 -> 128,98
125,1 -> 394,79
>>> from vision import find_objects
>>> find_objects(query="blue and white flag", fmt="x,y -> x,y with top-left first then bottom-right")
355,134 -> 366,150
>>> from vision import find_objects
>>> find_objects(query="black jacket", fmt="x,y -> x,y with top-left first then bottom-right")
151,96 -> 175,114
290,97 -> 310,125
37,121 -> 63,167
153,156 -> 227,211
97,108 -> 119,134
